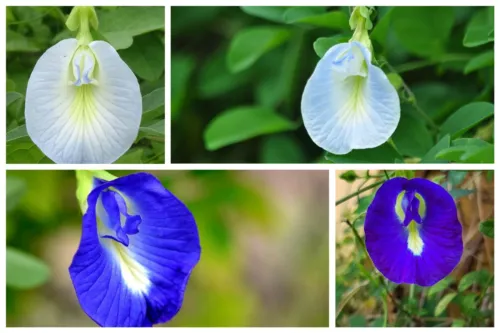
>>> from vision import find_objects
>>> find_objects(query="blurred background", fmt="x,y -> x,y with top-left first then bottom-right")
171,6 -> 493,163
6,170 -> 329,327
335,170 -> 494,327
6,6 -> 165,164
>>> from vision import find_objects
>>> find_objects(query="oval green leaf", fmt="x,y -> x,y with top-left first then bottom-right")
204,106 -> 297,151
7,247 -> 50,289
464,50 -> 494,74
227,26 -> 291,73
440,102 -> 494,139
434,292 -> 457,316
479,219 -> 494,238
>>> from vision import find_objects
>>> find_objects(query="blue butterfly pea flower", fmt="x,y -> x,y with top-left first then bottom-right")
69,172 -> 201,326
365,177 -> 463,286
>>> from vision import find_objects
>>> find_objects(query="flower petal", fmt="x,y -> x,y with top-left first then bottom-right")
365,177 -> 463,286
301,41 -> 400,155
69,173 -> 201,326
25,39 -> 141,163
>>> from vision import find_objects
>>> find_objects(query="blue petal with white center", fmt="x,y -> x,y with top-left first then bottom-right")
301,41 -> 400,155
69,172 -> 201,327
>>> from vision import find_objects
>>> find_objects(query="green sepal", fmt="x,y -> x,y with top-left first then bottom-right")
75,170 -> 116,213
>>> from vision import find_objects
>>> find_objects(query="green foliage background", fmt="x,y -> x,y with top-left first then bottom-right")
6,170 -> 328,327
336,170 -> 494,327
172,6 -> 494,164
6,6 -> 165,164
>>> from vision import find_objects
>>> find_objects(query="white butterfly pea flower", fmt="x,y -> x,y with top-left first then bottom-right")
25,7 -> 141,164
301,8 -> 400,155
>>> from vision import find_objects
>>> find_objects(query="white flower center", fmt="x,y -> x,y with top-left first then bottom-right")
331,43 -> 368,78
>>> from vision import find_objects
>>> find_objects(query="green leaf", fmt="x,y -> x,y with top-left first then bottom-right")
420,135 -> 450,163
434,292 -> 457,316
449,188 -> 475,199
119,33 -> 164,81
479,219 -> 493,238
459,145 -> 494,163
464,50 -> 494,74
97,7 -> 165,50
339,170 -> 358,183
392,7 -> 454,57
283,8 -> 349,30
6,125 -> 28,142
141,87 -> 165,126
114,148 -> 144,164
427,276 -> 454,297
452,319 -> 466,327
7,176 -> 26,211
204,106 -> 297,151
458,270 -> 491,292
440,102 -> 494,139
139,119 -> 164,137
355,195 -> 374,215
171,55 -> 195,120
142,88 -> 165,114
393,114 -> 432,158
198,48 -> 252,98
6,247 -> 50,289
6,30 -> 40,52
436,138 -> 493,163
240,6 -> 289,23
260,135 -> 306,163
7,92 -> 23,107
313,35 -> 350,58
227,26 -> 291,73
325,143 -> 402,163
463,7 -> 494,47
349,314 -> 367,327
7,78 -> 16,92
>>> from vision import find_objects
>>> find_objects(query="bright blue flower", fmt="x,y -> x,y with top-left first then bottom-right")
69,172 -> 201,326
365,177 -> 463,286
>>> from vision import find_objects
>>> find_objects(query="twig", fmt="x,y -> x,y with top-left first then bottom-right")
336,180 -> 385,206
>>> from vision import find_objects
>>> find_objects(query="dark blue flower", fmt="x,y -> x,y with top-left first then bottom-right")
69,172 -> 201,326
364,177 -> 463,286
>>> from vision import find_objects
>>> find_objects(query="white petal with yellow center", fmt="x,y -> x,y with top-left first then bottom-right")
25,38 -> 142,164
301,41 -> 400,155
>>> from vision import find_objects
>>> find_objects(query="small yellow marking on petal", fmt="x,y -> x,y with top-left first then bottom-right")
395,190 -> 405,222
407,220 -> 424,256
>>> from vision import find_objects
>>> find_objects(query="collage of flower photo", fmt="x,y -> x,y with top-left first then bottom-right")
3,3 -> 496,330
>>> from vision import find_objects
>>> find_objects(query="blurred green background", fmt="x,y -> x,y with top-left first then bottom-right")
171,6 -> 494,163
6,170 -> 329,327
6,6 -> 165,164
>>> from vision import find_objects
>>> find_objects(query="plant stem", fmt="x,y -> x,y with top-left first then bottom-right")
336,180 -> 385,206
383,170 -> 390,180
394,54 -> 472,74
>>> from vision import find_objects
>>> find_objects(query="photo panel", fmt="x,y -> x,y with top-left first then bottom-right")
335,170 -> 494,327
171,6 -> 494,164
6,170 -> 329,327
6,6 -> 165,164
